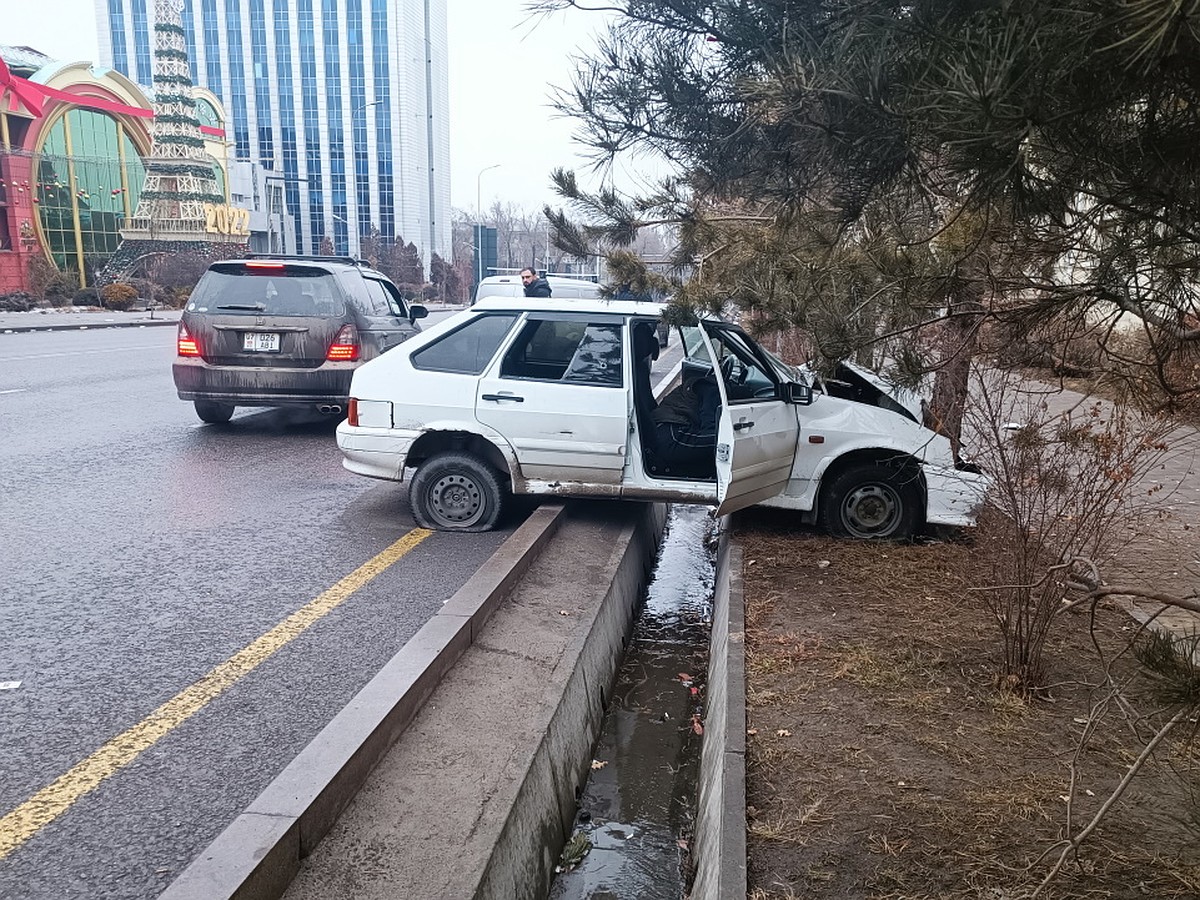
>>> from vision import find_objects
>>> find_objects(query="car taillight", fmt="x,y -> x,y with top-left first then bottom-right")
347,397 -> 359,427
327,324 -> 361,361
177,323 -> 201,357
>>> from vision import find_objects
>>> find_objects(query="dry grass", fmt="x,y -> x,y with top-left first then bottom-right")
738,514 -> 1200,900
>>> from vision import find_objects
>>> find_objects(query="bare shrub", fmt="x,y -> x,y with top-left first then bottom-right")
967,373 -> 1175,692
145,251 -> 210,293
26,255 -> 58,306
46,274 -> 79,307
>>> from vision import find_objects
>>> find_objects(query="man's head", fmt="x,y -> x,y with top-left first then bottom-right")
519,267 -> 537,285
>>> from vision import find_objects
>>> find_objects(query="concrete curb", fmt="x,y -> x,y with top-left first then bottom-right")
691,524 -> 748,899
160,503 -> 568,900
0,316 -> 181,333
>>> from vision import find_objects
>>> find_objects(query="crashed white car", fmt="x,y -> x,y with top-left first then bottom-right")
336,297 -> 988,536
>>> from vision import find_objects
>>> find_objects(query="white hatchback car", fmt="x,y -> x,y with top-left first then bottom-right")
336,297 -> 989,535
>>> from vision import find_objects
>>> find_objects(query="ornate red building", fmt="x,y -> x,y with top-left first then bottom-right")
0,45 -> 230,294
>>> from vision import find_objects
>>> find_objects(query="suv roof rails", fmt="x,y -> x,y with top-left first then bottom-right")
244,253 -> 366,266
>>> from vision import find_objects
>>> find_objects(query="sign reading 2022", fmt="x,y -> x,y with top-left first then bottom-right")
203,203 -> 252,236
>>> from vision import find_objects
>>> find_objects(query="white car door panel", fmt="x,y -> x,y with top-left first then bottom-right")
716,399 -> 800,514
475,380 -> 627,482
689,322 -> 799,515
475,316 -> 629,484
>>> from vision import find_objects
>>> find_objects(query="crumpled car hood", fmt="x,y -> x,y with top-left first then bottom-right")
800,360 -> 925,424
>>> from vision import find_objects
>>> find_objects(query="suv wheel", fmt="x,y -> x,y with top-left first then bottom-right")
409,452 -> 506,532
194,400 -> 235,424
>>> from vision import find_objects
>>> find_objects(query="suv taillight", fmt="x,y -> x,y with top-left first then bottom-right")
327,324 -> 361,362
347,397 -> 359,427
177,323 -> 201,357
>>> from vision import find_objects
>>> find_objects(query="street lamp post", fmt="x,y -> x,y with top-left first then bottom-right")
476,163 -> 500,222
475,164 -> 500,287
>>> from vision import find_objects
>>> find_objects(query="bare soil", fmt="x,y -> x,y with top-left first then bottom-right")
736,508 -> 1200,900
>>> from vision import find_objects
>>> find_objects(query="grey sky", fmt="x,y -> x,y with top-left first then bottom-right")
6,0 -> 672,216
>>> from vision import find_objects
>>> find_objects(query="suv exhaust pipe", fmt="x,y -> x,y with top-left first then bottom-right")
318,404 -> 343,415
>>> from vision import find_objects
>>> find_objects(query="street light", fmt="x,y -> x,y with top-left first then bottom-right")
476,163 -> 500,222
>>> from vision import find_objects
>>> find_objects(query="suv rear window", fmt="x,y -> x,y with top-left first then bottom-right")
188,264 -> 347,317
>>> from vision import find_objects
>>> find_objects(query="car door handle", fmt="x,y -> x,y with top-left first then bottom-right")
733,420 -> 754,431
482,393 -> 524,403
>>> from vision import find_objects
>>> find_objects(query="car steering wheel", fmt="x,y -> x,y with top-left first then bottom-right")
720,354 -> 748,386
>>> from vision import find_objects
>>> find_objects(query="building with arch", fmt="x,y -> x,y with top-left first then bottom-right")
0,45 -> 247,293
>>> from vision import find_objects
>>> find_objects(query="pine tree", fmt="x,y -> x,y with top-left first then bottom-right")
540,0 -> 1200,435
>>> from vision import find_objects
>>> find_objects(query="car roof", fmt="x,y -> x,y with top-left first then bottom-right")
469,296 -> 668,316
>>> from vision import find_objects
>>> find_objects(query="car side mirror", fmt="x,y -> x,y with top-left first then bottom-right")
781,381 -> 813,405
409,304 -> 428,321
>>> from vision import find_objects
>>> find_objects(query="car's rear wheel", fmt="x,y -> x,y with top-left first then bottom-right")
820,463 -> 921,540
194,400 -> 235,424
409,452 -> 506,532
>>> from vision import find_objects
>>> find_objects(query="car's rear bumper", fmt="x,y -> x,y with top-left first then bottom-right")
173,360 -> 354,406
336,422 -> 414,481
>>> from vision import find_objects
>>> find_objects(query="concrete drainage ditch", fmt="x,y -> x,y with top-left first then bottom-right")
549,504 -> 717,899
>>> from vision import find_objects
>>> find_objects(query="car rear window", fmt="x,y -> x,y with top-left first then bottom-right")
411,313 -> 519,374
187,264 -> 347,316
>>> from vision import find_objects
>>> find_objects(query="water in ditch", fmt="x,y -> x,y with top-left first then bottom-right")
547,504 -> 716,900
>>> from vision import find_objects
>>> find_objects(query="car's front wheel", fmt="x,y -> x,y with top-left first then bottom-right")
194,400 -> 235,424
409,452 -> 507,532
819,463 -> 921,540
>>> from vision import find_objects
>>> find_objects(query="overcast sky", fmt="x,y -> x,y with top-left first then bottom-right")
6,0 -> 672,215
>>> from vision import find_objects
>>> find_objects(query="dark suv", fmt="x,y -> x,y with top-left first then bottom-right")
173,255 -> 427,423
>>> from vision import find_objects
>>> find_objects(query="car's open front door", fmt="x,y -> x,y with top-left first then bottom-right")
702,322 -> 800,515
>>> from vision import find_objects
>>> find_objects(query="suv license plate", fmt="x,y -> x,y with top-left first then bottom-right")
243,332 -> 281,352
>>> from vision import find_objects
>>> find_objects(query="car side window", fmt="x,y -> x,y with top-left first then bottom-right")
374,279 -> 409,318
499,320 -> 623,387
359,279 -> 394,316
411,314 -> 519,374
708,326 -> 779,402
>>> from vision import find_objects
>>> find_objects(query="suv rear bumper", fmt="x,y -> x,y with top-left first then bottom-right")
173,360 -> 353,406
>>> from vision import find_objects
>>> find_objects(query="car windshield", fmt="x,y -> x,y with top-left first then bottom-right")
758,343 -> 807,385
187,265 -> 348,316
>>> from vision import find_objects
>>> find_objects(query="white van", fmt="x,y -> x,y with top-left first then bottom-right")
474,274 -> 601,302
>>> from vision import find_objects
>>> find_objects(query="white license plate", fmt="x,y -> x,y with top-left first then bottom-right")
243,332 -> 281,352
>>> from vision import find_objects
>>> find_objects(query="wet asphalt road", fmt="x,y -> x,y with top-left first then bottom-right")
0,322 -> 514,898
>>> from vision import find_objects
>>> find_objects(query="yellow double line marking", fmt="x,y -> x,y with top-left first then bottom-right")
0,528 -> 432,860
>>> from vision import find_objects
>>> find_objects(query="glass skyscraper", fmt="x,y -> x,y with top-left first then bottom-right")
96,0 -> 450,262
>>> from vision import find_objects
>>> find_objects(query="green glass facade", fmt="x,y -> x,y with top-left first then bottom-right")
35,109 -> 145,274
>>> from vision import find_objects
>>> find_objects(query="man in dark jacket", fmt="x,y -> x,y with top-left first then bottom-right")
520,267 -> 552,297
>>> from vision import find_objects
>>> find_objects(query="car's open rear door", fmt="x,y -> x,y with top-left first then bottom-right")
703,323 -> 800,515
